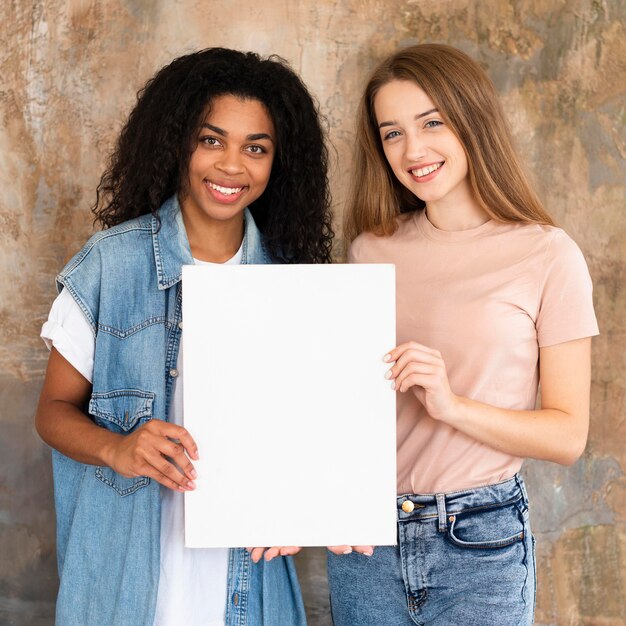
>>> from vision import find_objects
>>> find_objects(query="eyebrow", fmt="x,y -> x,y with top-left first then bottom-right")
378,108 -> 439,129
201,123 -> 274,142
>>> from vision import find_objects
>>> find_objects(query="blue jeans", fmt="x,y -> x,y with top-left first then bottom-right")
327,475 -> 536,625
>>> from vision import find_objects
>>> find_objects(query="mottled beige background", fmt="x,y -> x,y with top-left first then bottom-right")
1,1 -> 624,624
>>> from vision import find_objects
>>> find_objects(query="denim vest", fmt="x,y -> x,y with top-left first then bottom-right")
52,196 -> 307,626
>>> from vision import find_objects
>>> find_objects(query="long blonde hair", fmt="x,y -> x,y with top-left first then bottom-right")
344,44 -> 555,243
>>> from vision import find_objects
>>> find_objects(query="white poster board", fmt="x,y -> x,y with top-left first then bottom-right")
183,264 -> 396,548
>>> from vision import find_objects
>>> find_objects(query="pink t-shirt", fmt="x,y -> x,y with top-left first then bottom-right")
349,210 -> 599,494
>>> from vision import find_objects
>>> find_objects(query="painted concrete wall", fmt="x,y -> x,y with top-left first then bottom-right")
1,1 -> 624,624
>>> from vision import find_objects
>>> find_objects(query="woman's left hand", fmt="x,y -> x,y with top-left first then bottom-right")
384,341 -> 458,422
247,546 -> 301,563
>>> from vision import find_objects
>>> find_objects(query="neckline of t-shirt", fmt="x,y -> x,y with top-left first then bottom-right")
414,208 -> 499,242
193,240 -> 244,266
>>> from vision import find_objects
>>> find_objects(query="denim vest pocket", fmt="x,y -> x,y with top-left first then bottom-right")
89,389 -> 155,433
446,499 -> 526,549
89,389 -> 155,496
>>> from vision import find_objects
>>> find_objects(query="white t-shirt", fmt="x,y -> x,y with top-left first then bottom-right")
41,247 -> 243,626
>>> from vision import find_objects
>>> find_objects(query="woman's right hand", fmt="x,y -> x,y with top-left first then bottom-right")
107,420 -> 199,492
36,348 -> 198,493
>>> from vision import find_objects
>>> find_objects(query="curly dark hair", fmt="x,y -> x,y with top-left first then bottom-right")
92,48 -> 333,263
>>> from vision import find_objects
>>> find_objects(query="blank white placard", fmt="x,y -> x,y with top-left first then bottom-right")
182,264 -> 396,548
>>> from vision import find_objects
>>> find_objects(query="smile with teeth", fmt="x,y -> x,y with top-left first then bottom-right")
207,181 -> 244,195
411,162 -> 443,178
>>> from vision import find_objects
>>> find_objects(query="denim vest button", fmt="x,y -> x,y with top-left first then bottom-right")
178,321 -> 183,330
233,592 -> 239,606
169,368 -> 179,377
401,500 -> 414,513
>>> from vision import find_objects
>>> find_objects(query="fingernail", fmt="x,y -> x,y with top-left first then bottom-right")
383,354 -> 392,362
390,381 -> 396,390
343,548 -> 352,555
187,480 -> 196,489
190,469 -> 198,479
363,551 -> 373,557
384,369 -> 393,379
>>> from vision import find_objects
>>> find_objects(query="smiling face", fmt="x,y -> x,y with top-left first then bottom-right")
373,79 -> 475,214
181,94 -> 276,232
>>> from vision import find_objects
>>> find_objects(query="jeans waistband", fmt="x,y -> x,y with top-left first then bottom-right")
396,475 -> 528,532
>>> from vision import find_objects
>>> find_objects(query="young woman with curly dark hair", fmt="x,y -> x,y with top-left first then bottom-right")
35,48 -> 332,626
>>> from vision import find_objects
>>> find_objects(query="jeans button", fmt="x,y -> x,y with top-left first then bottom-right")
401,500 -> 414,513
169,368 -> 179,377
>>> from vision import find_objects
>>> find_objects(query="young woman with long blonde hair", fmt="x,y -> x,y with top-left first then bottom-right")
327,43 -> 598,625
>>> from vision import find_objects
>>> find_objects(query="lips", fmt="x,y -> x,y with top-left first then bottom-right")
204,179 -> 247,203
207,181 -> 243,195
410,162 -> 443,178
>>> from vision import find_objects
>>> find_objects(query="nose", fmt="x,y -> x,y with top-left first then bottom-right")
404,132 -> 427,161
216,146 -> 244,175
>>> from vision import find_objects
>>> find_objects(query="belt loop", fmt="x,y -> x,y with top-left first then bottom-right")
436,493 -> 447,532
515,473 -> 529,504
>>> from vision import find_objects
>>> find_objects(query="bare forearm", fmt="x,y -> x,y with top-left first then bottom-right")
36,348 -> 197,491
35,399 -> 121,467
389,338 -> 591,466
446,397 -> 588,465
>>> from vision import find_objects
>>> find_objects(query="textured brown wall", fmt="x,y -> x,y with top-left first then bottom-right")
1,1 -> 624,624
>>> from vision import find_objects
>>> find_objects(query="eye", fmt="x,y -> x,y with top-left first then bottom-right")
424,120 -> 443,129
199,135 -> 222,147
382,130 -> 401,141
246,145 -> 267,155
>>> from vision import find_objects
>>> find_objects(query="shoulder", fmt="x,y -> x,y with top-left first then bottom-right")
348,213 -> 416,262
348,231 -> 380,263
58,214 -> 153,281
542,226 -> 587,261
514,223 -> 589,270
503,223 -> 594,301
489,222 -> 588,267
505,221 -> 578,247
539,227 -> 593,289
55,214 -> 156,327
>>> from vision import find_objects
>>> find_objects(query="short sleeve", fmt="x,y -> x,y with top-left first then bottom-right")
536,230 -> 599,348
41,288 -> 95,382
